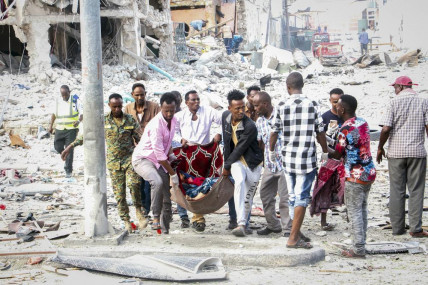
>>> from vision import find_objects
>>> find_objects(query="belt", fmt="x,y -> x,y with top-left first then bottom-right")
346,177 -> 373,185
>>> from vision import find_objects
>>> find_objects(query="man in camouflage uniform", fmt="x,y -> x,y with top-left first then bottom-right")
62,93 -> 147,232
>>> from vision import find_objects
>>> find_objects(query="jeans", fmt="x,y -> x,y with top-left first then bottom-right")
54,128 -> 78,173
140,179 -> 151,214
177,204 -> 188,219
388,157 -> 426,234
230,161 -> 262,226
345,181 -> 371,255
284,169 -> 316,220
360,43 -> 368,55
223,38 -> 232,55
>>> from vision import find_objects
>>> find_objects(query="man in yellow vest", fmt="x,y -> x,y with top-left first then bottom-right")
48,85 -> 83,178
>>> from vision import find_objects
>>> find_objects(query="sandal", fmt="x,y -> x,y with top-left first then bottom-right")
321,223 -> 335,231
286,238 -> 313,249
151,222 -> 161,230
410,230 -> 428,238
341,249 -> 366,259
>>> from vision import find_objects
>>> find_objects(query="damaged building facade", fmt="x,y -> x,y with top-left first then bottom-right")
0,0 -> 174,74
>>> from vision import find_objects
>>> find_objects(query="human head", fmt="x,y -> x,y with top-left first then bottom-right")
108,93 -> 123,118
184,90 -> 200,113
286,72 -> 304,95
227,89 -> 246,122
252,91 -> 272,118
160,92 -> 176,122
362,28 -> 366,32
329,88 -> 344,113
202,20 -> 208,27
336,94 -> 357,120
60,85 -> 70,101
246,85 -> 261,105
131,83 -> 146,105
170,91 -> 182,113
391,76 -> 417,95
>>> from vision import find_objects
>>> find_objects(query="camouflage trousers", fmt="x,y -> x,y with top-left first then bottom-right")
109,165 -> 142,221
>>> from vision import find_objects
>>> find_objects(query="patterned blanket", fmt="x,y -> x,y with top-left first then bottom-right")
173,142 -> 223,195
310,158 -> 345,216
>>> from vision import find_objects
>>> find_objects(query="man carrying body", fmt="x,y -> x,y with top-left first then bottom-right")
222,90 -> 263,237
245,86 -> 261,122
377,76 -> 428,238
132,93 -> 179,233
329,95 -> 376,258
319,87 -> 344,231
49,85 -> 83,178
270,72 -> 328,249
359,28 -> 369,55
125,83 -> 160,217
174,90 -> 222,232
253,91 -> 292,236
62,94 -> 147,232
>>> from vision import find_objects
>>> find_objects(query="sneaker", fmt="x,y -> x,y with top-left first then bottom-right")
181,217 -> 190,228
257,227 -> 282,235
65,172 -> 72,178
192,222 -> 206,233
227,220 -> 238,230
245,227 -> 253,235
124,221 -> 134,233
136,208 -> 148,229
231,225 -> 246,237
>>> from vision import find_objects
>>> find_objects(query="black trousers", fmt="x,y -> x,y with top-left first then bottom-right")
54,128 -> 78,173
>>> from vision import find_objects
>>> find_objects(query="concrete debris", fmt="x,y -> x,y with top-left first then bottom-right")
293,49 -> 311,68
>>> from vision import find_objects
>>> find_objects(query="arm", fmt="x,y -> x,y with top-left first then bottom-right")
73,99 -> 84,127
426,125 -> 428,137
132,118 -> 142,144
49,114 -> 56,133
316,132 -> 328,153
376,126 -> 391,164
61,135 -> 83,161
149,123 -> 174,175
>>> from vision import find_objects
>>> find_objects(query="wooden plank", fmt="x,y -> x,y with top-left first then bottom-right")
0,250 -> 57,256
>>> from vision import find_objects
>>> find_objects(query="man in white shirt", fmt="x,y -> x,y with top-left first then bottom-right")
175,90 -> 222,232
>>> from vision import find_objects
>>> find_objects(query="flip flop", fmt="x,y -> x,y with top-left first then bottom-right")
321,223 -> 335,231
286,238 -> 313,249
341,249 -> 366,259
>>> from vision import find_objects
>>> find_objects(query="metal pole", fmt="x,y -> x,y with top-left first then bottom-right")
80,0 -> 109,237
284,0 -> 291,50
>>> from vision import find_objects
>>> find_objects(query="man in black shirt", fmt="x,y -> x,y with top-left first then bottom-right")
320,88 -> 344,231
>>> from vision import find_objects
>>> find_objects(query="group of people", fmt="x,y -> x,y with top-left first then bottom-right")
51,72 -> 428,258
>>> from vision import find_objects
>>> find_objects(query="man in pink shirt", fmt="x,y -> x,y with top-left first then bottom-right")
132,92 -> 179,233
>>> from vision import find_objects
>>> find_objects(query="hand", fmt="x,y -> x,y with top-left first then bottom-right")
222,168 -> 230,176
320,152 -> 328,164
213,134 -> 222,143
168,152 -> 177,162
61,145 -> 73,161
326,125 -> 339,137
73,120 -> 80,128
326,136 -> 335,146
48,126 -> 53,134
376,148 -> 385,164
170,173 -> 179,186
181,138 -> 188,148
268,150 -> 276,162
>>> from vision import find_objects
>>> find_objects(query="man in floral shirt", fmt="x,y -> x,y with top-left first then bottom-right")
329,95 -> 376,258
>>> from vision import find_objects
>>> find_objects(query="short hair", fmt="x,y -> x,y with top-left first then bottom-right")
109,93 -> 123,101
330,88 -> 344,96
132,83 -> 145,92
227,89 -> 245,105
184,90 -> 198,101
340,94 -> 358,114
170,91 -> 182,104
286,72 -> 304,89
256,91 -> 271,104
60,85 -> 70,91
362,28 -> 366,32
247,85 -> 261,96
160,92 -> 177,106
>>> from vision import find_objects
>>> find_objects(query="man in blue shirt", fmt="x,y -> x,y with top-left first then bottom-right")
359,28 -> 369,55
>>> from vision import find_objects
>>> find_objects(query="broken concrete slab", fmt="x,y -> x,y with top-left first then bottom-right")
52,253 -> 227,281
8,183 -> 59,196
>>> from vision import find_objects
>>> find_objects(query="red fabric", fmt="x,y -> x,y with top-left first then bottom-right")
173,142 -> 223,194
310,158 -> 345,216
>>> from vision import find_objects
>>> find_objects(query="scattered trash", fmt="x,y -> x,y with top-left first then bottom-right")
0,204 -> 5,210
14,84 -> 31,90
9,131 -> 30,149
27,257 -> 43,265
37,126 -> 50,140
